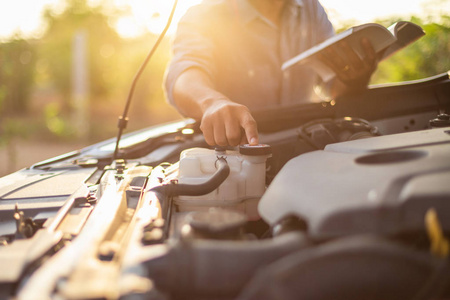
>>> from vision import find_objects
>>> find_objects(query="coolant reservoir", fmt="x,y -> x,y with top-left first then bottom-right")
175,145 -> 271,220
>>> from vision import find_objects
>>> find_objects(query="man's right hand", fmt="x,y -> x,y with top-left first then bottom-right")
172,68 -> 259,147
200,98 -> 258,147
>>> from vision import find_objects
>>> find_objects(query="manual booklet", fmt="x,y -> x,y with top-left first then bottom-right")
282,21 -> 425,81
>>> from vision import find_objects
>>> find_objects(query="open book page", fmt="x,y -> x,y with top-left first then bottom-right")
282,21 -> 424,82
382,21 -> 425,59
281,29 -> 354,72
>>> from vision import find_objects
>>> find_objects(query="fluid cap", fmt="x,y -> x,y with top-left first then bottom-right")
187,208 -> 247,235
239,144 -> 272,156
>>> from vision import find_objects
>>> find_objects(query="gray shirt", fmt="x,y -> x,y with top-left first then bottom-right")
165,0 -> 335,111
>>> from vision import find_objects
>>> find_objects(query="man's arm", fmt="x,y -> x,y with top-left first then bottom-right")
173,68 -> 259,147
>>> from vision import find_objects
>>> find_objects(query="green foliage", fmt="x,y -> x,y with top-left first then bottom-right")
0,38 -> 36,114
0,39 -> 34,154
44,102 -> 76,138
34,0 -> 176,140
38,0 -> 123,103
370,16 -> 450,84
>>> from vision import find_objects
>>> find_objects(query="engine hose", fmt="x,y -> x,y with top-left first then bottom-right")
150,157 -> 230,197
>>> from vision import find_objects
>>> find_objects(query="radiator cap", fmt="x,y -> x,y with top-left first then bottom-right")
239,144 -> 272,156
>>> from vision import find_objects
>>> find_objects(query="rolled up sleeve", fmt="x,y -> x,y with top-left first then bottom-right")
164,6 -> 218,106
314,0 -> 335,43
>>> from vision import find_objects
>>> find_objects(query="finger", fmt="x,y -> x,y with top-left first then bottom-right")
326,46 -> 346,69
240,115 -> 258,145
240,131 -> 248,145
361,38 -> 376,61
318,52 -> 342,76
213,122 -> 228,146
361,38 -> 377,70
200,119 -> 215,146
323,47 -> 352,81
339,41 -> 363,70
225,121 -> 242,146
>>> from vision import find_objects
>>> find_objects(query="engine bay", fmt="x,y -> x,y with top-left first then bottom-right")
0,73 -> 449,299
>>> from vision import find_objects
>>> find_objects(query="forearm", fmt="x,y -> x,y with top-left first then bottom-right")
172,68 -> 230,120
172,68 -> 258,146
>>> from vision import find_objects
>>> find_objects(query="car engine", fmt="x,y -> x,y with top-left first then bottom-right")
0,73 -> 449,300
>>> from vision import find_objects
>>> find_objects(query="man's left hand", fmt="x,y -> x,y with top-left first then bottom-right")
319,37 -> 378,95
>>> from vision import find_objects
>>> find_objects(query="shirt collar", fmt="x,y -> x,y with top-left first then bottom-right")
236,0 -> 303,26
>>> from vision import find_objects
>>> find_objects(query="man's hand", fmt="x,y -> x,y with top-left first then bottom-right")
172,68 -> 259,147
200,98 -> 258,146
318,38 -> 378,96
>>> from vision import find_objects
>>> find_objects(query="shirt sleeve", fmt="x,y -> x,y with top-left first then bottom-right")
313,0 -> 335,44
163,5 -> 218,106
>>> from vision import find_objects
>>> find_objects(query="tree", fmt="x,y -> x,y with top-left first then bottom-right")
35,0 -> 177,140
38,0 -> 124,105
0,38 -> 36,114
370,15 -> 450,84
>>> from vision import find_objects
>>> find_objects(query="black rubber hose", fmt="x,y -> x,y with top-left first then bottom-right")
150,157 -> 230,197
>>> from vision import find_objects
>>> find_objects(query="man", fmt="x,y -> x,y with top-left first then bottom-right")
164,0 -> 377,146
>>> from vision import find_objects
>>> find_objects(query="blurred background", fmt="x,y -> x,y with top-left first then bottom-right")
0,0 -> 449,176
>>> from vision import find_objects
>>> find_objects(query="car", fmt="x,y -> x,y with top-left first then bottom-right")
0,71 -> 449,300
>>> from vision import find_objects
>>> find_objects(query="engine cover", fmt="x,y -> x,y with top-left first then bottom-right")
258,127 -> 450,239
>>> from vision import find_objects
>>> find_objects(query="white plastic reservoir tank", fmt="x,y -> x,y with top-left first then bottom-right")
175,145 -> 272,220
